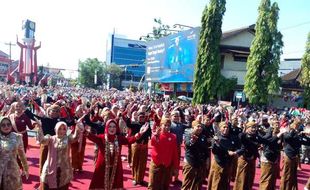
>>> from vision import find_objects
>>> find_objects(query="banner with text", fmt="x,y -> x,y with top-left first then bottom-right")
145,27 -> 200,83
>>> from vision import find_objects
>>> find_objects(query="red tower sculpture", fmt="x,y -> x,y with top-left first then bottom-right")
14,19 -> 41,84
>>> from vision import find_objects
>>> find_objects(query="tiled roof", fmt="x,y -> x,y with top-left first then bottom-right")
220,45 -> 250,55
281,68 -> 301,82
0,50 -> 8,58
222,24 -> 255,40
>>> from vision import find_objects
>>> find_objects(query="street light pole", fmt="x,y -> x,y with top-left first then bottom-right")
173,23 -> 194,29
94,69 -> 98,85
124,66 -> 127,81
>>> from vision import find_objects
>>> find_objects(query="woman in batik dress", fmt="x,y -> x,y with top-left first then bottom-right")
37,120 -> 83,190
86,119 -> 149,190
0,116 -> 29,190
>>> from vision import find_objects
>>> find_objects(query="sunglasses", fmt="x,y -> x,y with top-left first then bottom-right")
1,122 -> 12,128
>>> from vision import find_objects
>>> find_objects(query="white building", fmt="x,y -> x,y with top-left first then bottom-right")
220,24 -> 255,86
279,58 -> 301,76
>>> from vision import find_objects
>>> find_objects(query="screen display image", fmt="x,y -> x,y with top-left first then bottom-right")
146,27 -> 200,83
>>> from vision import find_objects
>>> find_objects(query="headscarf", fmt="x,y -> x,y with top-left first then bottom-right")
102,110 -> 111,118
137,111 -> 146,124
75,105 -> 84,118
105,119 -> 120,142
171,110 -> 180,116
46,121 -> 68,189
54,121 -> 67,138
10,102 -> 18,113
0,116 -> 12,135
131,111 -> 138,122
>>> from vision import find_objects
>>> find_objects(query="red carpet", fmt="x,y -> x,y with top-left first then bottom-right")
23,137 -> 310,190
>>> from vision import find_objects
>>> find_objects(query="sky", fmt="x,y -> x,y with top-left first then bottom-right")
0,0 -> 309,78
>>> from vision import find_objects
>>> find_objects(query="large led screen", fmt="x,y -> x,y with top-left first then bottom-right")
145,27 -> 200,83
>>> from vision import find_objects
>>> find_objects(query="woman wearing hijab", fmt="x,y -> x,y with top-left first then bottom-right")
9,101 -> 34,171
0,116 -> 29,190
9,101 -> 34,152
37,120 -> 84,190
71,105 -> 87,173
86,119 -> 149,190
128,111 -> 139,166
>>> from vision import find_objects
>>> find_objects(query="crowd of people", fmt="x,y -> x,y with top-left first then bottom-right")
0,82 -> 310,190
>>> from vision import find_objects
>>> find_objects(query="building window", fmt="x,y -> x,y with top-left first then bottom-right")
233,55 -> 248,62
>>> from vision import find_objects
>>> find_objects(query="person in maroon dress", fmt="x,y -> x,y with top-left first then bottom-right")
85,119 -> 149,190
9,101 -> 34,152
71,105 -> 87,173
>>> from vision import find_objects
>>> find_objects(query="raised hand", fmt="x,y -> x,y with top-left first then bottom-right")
213,112 -> 220,119
21,170 -> 29,180
140,123 -> 150,134
76,122 -> 84,132
228,151 -> 236,156
190,134 -> 199,144
34,118 -> 42,129
213,135 -> 220,145
77,114 -> 87,124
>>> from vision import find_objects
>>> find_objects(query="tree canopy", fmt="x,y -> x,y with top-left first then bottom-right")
192,0 -> 227,104
78,58 -> 124,89
78,58 -> 105,88
244,0 -> 283,105
300,32 -> 310,108
140,18 -> 175,41
107,63 -> 123,89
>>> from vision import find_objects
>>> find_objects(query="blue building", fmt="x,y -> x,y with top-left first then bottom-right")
107,34 -> 146,88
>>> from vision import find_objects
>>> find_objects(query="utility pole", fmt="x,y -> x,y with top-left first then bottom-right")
4,42 -> 16,61
4,42 -> 16,81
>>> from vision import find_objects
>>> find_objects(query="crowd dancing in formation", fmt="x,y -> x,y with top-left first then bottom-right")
0,83 -> 310,190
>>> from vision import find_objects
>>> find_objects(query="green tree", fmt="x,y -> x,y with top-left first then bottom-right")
244,0 -> 283,105
152,18 -> 172,39
300,32 -> 310,108
140,18 -> 175,41
192,0 -> 226,104
38,65 -> 44,74
78,58 -> 105,88
266,3 -> 283,95
56,71 -> 64,78
217,75 -> 237,100
106,63 -> 123,89
68,78 -> 78,87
